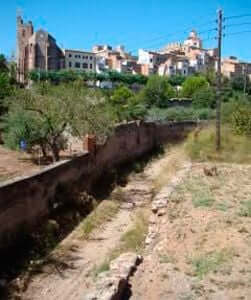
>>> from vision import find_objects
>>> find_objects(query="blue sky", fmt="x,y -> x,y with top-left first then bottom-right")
1,0 -> 251,61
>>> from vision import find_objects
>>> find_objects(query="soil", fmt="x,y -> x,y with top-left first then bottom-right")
18,146 -> 185,300
5,145 -> 251,300
130,162 -> 251,300
0,139 -> 83,182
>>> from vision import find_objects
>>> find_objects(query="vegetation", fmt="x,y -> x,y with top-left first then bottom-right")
2,83 -> 114,161
181,75 -> 209,98
239,200 -> 251,217
29,69 -> 148,85
191,249 -> 233,279
80,200 -> 120,239
92,209 -> 149,276
146,106 -> 215,122
138,75 -> 176,108
0,56 -> 250,164
185,125 -> 251,163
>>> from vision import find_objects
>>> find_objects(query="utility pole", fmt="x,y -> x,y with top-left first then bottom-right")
243,64 -> 247,97
216,9 -> 223,151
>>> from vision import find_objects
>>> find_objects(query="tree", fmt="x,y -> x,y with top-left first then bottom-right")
230,75 -> 251,94
0,54 -> 8,73
139,75 -> 176,108
3,83 -> 114,161
192,86 -> 216,109
168,75 -> 186,87
181,75 -> 208,98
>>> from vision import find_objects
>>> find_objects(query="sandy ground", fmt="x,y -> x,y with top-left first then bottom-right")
130,163 -> 251,300
9,145 -> 251,300
0,139 -> 83,182
20,147 -> 185,300
0,146 -> 40,181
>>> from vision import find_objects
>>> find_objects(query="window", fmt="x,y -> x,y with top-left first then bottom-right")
69,54 -> 72,58
90,63 -> 93,69
150,58 -> 153,63
69,62 -> 72,68
75,62 -> 80,68
83,63 -> 88,69
90,56 -> 93,60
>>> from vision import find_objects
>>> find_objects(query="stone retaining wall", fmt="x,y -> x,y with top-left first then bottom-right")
0,121 -> 196,249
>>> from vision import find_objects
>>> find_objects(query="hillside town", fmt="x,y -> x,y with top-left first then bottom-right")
1,4 -> 251,300
17,15 -> 251,84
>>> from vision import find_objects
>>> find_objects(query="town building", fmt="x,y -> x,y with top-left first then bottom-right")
158,54 -> 189,76
160,30 -> 218,75
16,16 -> 64,83
221,56 -> 251,79
63,49 -> 96,72
93,44 -> 139,74
138,49 -> 169,75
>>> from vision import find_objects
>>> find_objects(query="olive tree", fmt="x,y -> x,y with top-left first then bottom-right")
2,83 -> 114,161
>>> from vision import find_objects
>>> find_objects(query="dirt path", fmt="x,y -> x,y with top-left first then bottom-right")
130,163 -> 251,300
20,146 -> 187,300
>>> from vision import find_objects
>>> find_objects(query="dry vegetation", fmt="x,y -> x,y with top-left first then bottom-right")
131,161 -> 251,299
93,209 -> 149,277
185,125 -> 251,163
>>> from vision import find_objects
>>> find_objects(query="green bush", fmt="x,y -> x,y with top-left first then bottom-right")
145,107 -> 215,122
181,75 -> 209,98
139,75 -> 176,108
232,103 -> 251,136
192,86 -> 216,109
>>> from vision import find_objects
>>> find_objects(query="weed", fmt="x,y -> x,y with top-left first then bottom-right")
80,200 -> 119,239
92,209 -> 149,276
191,249 -> 234,279
118,210 -> 149,253
215,202 -> 229,212
185,125 -> 251,164
153,146 -> 187,193
239,200 -> 251,217
92,260 -> 110,277
192,191 -> 215,208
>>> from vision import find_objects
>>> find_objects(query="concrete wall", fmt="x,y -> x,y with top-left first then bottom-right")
0,121 -> 196,249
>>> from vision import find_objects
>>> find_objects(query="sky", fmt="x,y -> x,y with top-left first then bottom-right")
1,0 -> 251,61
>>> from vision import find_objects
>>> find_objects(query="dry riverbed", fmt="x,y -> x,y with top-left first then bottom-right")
15,145 -> 185,300
6,145 -> 251,300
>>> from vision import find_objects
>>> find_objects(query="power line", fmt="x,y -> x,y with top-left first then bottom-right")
224,30 -> 251,37
225,14 -> 251,20
128,26 -> 217,54
225,22 -> 251,28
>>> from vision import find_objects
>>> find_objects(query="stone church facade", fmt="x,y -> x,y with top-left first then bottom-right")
17,16 -> 64,83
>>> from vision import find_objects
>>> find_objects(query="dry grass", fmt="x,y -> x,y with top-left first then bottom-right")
80,200 -> 120,239
152,145 -> 187,193
92,209 -> 149,276
185,125 -> 251,164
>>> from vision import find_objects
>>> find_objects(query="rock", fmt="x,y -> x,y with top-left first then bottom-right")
83,253 -> 142,300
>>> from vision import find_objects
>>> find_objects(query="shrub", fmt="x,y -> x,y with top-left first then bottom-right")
145,107 -> 215,122
139,75 -> 176,108
192,86 -> 216,109
181,75 -> 208,98
232,103 -> 251,136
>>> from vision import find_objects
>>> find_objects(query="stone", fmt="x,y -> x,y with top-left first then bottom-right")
83,253 -> 142,300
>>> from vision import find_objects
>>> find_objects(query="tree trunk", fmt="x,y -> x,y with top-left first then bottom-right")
40,144 -> 48,158
50,142 -> 60,162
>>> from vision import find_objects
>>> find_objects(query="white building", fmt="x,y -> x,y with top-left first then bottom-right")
63,49 -> 96,72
